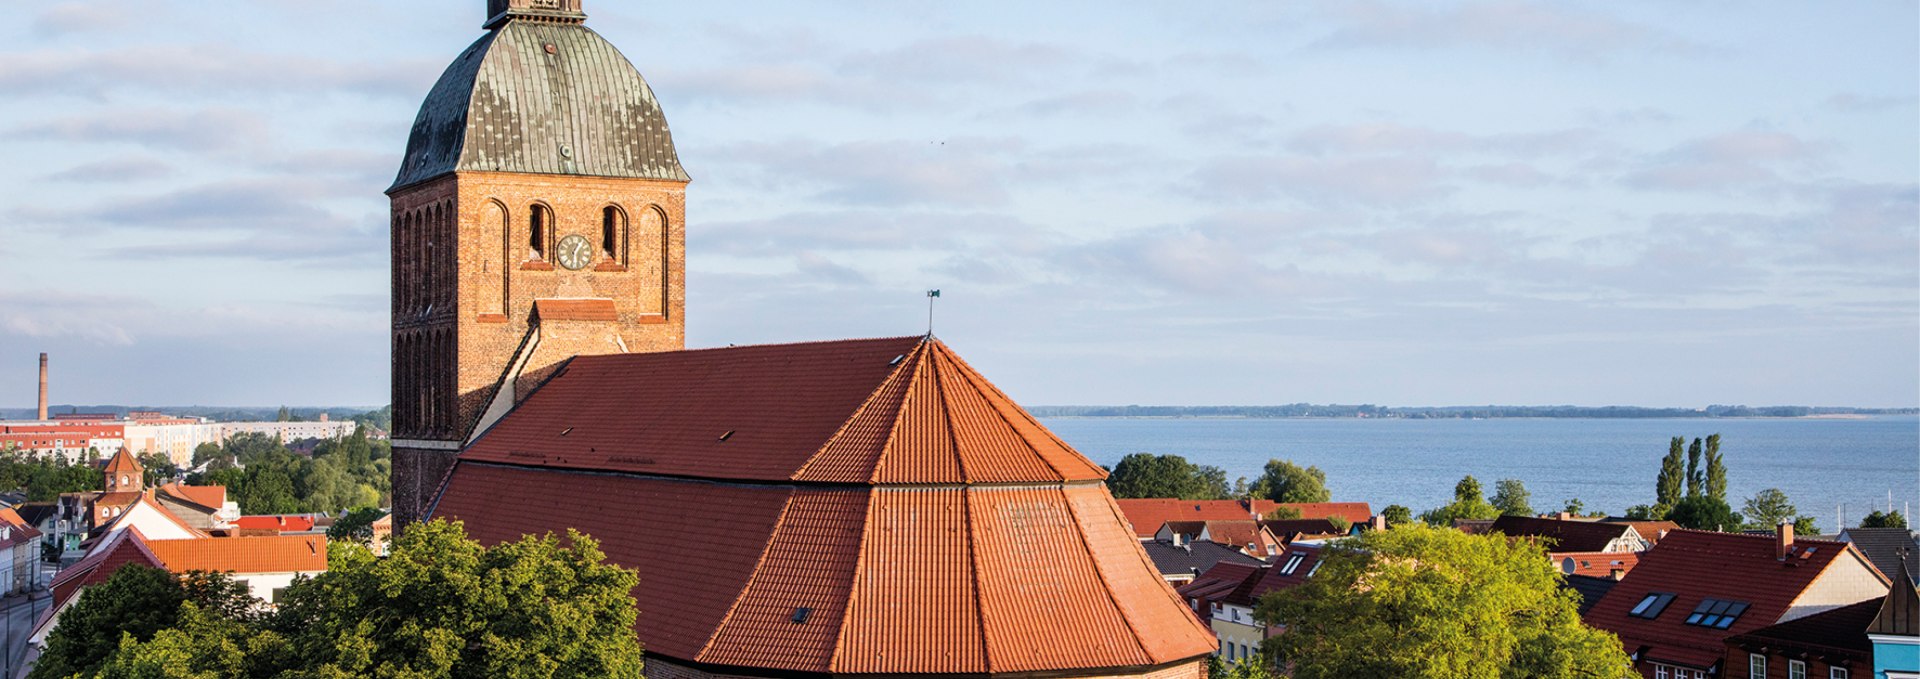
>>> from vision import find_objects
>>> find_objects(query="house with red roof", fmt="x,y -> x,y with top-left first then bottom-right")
0,508 -> 43,595
1115,498 -> 1373,538
1584,525 -> 1890,679
1177,545 -> 1325,668
1156,520 -> 1285,558
429,336 -> 1218,678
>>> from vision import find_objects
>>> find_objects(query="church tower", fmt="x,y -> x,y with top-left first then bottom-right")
389,0 -> 689,525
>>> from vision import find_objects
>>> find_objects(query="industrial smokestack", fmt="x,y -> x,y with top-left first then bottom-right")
36,353 -> 48,421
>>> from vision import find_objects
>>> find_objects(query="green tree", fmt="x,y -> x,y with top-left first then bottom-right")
1685,437 -> 1704,498
31,565 -> 187,679
1861,510 -> 1909,528
1741,488 -> 1815,532
1560,498 -> 1586,516
1794,516 -> 1820,535
275,406 -> 291,422
94,601 -> 289,679
1623,504 -> 1666,521
1250,459 -> 1331,504
327,507 -> 389,545
1703,434 -> 1727,502
1381,505 -> 1413,527
1419,476 -> 1500,527
1264,506 -> 1303,520
1668,494 -> 1742,531
267,520 -> 644,678
1105,453 -> 1229,500
1656,437 -> 1685,508
1490,479 -> 1533,517
1257,524 -> 1632,678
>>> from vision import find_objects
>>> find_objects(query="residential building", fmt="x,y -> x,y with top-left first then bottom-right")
1725,597 -> 1877,679
1870,561 -> 1918,679
1156,520 -> 1284,557
50,450 -> 228,557
1178,546 -> 1324,667
1492,514 -> 1650,553
0,508 -> 42,594
1114,498 -> 1373,539
1602,518 -> 1684,547
1584,526 -> 1890,679
1141,538 -> 1264,586
1839,527 -> 1919,584
143,534 -> 328,604
217,418 -> 356,444
1557,551 -> 1641,579
430,336 -> 1218,677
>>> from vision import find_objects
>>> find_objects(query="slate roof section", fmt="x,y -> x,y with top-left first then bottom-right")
1840,527 -> 1919,584
1141,539 -> 1264,580
1261,518 -> 1345,538
1584,530 -> 1882,671
1726,597 -> 1880,656
1491,515 -> 1638,552
435,336 -> 1214,675
1563,574 -> 1619,615
391,16 -> 688,192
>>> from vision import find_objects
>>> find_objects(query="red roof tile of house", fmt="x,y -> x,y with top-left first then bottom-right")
233,515 -> 317,533
44,528 -> 164,630
1553,551 -> 1640,578
1584,529 -> 1886,671
103,447 -> 142,478
0,508 -> 41,550
144,535 -> 327,574
1115,499 -> 1371,537
1492,515 -> 1640,553
1603,519 -> 1681,546
434,337 -> 1215,676
155,483 -> 227,511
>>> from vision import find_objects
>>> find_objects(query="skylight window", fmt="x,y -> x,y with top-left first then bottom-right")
1684,598 -> 1749,629
1280,553 -> 1306,575
1629,593 -> 1676,619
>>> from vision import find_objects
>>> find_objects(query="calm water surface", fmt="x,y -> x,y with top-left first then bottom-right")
1040,416 -> 1920,533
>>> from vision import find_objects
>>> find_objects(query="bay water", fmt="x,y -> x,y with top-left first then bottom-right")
1040,415 -> 1920,534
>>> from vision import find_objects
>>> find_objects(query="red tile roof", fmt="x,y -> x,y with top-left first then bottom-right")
1552,551 -> 1640,578
144,535 -> 328,574
155,483 -> 227,511
434,337 -> 1215,675
1726,597 -> 1879,656
1584,529 -> 1883,671
1115,499 -> 1371,537
103,447 -> 142,477
0,508 -> 41,550
1603,519 -> 1681,546
233,515 -> 316,532
44,528 -> 164,630
462,337 -> 1105,484
1177,545 -> 1324,609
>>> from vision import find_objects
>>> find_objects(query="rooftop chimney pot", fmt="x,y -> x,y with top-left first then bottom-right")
1776,520 -> 1795,560
1557,511 -> 1572,521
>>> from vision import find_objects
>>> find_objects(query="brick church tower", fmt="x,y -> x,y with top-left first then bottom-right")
388,0 -> 689,525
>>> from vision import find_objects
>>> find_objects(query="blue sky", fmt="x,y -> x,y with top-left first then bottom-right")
0,1 -> 1914,408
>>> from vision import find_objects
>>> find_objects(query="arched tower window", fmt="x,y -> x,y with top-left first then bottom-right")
601,205 -> 626,263
529,204 -> 553,261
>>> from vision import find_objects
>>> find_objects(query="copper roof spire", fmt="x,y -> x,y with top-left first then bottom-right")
485,0 -> 586,29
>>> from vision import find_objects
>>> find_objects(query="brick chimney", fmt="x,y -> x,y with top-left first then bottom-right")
1557,511 -> 1572,521
36,353 -> 48,422
1776,520 -> 1795,560
1371,514 -> 1388,531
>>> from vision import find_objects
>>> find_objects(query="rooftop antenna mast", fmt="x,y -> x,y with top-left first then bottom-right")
926,289 -> 941,335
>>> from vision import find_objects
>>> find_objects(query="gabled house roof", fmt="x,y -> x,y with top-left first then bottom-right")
233,516 -> 319,533
1553,551 -> 1640,579
154,483 -> 227,512
1142,539 -> 1264,580
1726,597 -> 1880,657
1491,515 -> 1640,552
0,508 -> 42,550
1115,499 -> 1371,537
144,535 -> 327,574
1261,518 -> 1345,540
1563,574 -> 1619,615
1181,545 -> 1325,610
434,337 -> 1215,676
1872,560 -> 1919,636
1839,526 -> 1919,585
102,447 -> 142,479
1584,529 -> 1886,671
40,528 -> 165,638
1601,519 -> 1681,546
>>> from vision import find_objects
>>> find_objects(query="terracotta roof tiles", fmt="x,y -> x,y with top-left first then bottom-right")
434,337 -> 1215,676
144,535 -> 328,574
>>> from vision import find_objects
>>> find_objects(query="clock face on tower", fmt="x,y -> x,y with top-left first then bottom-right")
555,234 -> 593,270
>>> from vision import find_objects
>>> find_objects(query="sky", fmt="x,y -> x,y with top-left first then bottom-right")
0,1 -> 1915,409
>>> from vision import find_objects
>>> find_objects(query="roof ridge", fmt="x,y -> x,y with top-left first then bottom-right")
929,340 -> 1103,481
869,340 -> 935,483
791,338 -> 926,482
580,335 -> 930,361
931,342 -> 1067,482
1061,488 -> 1156,663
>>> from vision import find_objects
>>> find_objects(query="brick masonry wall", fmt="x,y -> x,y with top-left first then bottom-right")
642,657 -> 1209,679
389,171 -> 689,525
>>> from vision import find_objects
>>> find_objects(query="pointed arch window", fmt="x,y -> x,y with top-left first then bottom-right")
529,204 -> 554,261
601,205 -> 625,263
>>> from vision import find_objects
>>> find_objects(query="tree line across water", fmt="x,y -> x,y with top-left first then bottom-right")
1105,433 -> 1907,534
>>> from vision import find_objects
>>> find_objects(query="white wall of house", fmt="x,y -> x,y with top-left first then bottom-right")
233,571 -> 321,605
116,502 -> 199,541
1783,551 -> 1891,622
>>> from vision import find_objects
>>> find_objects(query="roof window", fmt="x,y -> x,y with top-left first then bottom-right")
1280,553 -> 1306,575
1684,598 -> 1749,629
791,607 -> 812,624
1629,592 -> 1675,619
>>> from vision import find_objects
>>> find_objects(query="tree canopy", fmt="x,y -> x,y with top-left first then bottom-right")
55,520 -> 645,679
1861,510 -> 1909,529
190,429 -> 390,515
1655,437 -> 1685,511
30,568 -> 256,679
1667,494 -> 1742,532
1250,459 -> 1331,504
1257,524 -> 1632,678
1490,478 -> 1533,517
1741,488 -> 1818,534
1104,453 -> 1231,500
1419,476 -> 1500,527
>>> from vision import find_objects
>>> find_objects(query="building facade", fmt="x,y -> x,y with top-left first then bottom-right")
387,0 -> 689,525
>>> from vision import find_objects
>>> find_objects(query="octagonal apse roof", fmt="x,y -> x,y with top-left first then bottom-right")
391,16 -> 689,192
431,336 -> 1217,675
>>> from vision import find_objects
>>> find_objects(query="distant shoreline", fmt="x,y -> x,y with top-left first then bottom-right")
1028,405 -> 1918,420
